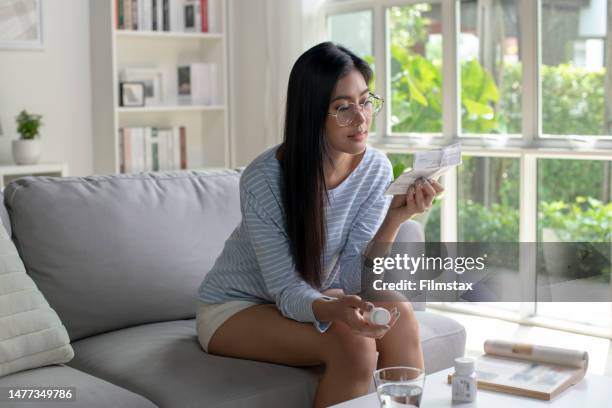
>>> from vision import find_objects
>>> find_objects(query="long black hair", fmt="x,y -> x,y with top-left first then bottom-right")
277,42 -> 373,287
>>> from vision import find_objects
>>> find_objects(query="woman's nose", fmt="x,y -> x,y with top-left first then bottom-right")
353,107 -> 367,126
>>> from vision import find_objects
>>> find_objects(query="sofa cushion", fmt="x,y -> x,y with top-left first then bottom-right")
0,222 -> 74,377
416,311 -> 466,374
3,170 -> 242,341
0,364 -> 157,408
67,319 -> 320,408
66,312 -> 464,408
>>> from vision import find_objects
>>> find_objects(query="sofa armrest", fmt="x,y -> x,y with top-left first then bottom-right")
396,219 -> 425,243
396,220 -> 426,311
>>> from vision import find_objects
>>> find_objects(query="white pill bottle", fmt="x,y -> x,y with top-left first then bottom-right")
364,307 -> 391,326
451,357 -> 477,402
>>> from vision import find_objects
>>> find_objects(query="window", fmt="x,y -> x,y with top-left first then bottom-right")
326,0 -> 612,337
537,159 -> 612,243
460,0 -> 522,134
536,158 -> 611,329
541,0 -> 610,137
328,10 -> 373,61
389,3 -> 443,133
458,156 -> 520,242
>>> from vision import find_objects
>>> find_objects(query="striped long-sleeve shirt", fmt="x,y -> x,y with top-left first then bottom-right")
198,144 -> 394,332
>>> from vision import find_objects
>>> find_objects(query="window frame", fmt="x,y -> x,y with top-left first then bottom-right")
326,0 -> 612,339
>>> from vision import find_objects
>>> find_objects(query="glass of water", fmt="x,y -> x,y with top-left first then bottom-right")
373,366 -> 425,408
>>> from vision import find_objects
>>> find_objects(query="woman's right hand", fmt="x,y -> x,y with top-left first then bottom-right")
386,178 -> 444,225
332,295 -> 400,339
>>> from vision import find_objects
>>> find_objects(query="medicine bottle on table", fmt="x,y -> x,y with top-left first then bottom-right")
452,357 -> 477,402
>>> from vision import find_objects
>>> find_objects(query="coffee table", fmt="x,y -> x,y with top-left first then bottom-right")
330,367 -> 611,407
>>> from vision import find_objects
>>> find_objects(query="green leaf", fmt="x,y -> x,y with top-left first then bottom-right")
393,163 -> 406,180
463,99 -> 494,116
406,76 -> 428,106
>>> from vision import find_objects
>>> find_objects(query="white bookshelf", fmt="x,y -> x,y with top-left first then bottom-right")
117,104 -> 225,113
115,30 -> 224,40
89,0 -> 230,175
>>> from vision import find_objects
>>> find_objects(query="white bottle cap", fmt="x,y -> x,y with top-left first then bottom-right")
454,357 -> 475,375
369,307 -> 391,325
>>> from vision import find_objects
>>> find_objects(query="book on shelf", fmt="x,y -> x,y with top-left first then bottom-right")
116,0 -> 221,33
119,126 -> 187,173
200,0 -> 208,32
447,339 -> 589,401
177,63 -> 220,105
207,0 -> 219,33
162,0 -> 170,31
132,0 -> 139,30
183,0 -> 200,32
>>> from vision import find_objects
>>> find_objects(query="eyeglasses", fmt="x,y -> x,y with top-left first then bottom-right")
328,93 -> 384,127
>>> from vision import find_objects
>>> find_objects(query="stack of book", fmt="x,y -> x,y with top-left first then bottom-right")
177,63 -> 220,105
119,126 -> 187,173
116,0 -> 220,33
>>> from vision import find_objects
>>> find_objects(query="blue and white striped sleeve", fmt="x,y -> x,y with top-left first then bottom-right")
339,163 -> 394,295
242,189 -> 334,333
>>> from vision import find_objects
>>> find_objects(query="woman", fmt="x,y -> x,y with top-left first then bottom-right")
197,42 -> 442,407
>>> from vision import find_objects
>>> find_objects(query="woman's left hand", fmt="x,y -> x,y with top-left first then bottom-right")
386,178 -> 444,225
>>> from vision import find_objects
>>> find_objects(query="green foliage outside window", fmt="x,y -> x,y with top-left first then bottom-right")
540,198 -> 612,243
389,56 -> 607,136
384,4 -> 610,244
389,152 -> 611,243
497,63 -> 607,136
332,4 -> 610,245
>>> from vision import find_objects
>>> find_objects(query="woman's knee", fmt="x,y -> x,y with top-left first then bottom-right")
323,322 -> 378,378
397,301 -> 415,319
389,302 -> 421,347
398,302 -> 420,333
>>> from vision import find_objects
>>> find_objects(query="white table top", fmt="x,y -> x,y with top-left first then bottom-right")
330,368 -> 612,408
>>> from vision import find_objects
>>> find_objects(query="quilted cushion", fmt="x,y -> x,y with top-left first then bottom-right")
0,220 -> 74,377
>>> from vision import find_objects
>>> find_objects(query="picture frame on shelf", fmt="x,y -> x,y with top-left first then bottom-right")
177,63 -> 218,105
0,0 -> 43,50
119,82 -> 146,107
120,68 -> 164,106
177,65 -> 192,101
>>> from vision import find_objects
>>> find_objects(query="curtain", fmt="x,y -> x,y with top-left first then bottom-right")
263,0 -> 327,145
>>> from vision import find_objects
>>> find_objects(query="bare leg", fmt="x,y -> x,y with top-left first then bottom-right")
206,303 -> 377,408
373,295 -> 424,370
322,288 -> 423,369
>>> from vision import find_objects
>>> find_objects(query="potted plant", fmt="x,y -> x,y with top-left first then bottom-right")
13,110 -> 43,165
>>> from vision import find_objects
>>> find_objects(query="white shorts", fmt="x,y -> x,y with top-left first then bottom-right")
196,300 -> 261,353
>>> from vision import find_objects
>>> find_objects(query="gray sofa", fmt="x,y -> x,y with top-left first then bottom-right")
0,169 -> 465,408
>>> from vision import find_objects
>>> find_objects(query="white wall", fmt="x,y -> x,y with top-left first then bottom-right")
0,0 -> 93,176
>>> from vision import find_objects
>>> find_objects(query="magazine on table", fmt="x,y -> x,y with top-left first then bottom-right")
447,339 -> 589,400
